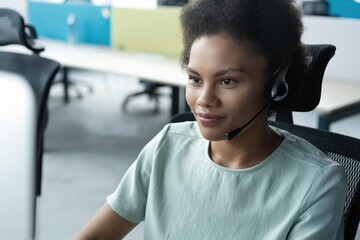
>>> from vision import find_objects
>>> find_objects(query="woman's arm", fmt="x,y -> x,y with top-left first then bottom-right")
71,202 -> 137,240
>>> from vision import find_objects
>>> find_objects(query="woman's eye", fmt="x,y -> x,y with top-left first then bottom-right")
221,78 -> 236,85
188,76 -> 202,84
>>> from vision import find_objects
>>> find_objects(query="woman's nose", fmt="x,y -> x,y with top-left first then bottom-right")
196,85 -> 219,107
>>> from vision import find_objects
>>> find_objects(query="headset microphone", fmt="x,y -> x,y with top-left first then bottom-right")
225,61 -> 290,140
225,96 -> 275,140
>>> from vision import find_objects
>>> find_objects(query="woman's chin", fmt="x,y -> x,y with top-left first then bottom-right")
199,130 -> 226,141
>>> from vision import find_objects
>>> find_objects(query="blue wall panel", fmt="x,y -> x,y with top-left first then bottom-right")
28,2 -> 111,46
329,0 -> 360,19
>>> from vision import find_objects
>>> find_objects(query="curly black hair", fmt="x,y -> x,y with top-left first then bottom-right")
180,0 -> 305,76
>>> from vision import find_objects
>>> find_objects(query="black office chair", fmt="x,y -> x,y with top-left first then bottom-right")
158,0 -> 189,6
0,7 -> 92,103
0,8 -> 61,195
268,121 -> 360,240
302,0 -> 330,16
270,44 -> 336,123
54,67 -> 94,103
0,8 -> 44,54
122,80 -> 169,113
169,44 -> 360,240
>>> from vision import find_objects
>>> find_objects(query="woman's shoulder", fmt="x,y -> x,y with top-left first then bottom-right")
273,127 -> 343,173
164,121 -> 202,138
149,121 -> 204,152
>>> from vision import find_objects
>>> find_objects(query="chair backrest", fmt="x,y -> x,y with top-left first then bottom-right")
0,51 -> 60,196
169,112 -> 360,240
0,8 -> 60,196
272,44 -> 336,123
0,51 -> 60,140
269,120 -> 360,240
0,8 -> 44,54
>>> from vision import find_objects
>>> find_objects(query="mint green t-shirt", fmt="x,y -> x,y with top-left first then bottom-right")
107,122 -> 347,240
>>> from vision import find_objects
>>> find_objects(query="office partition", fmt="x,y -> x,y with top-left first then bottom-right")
111,6 -> 183,58
28,1 -> 111,46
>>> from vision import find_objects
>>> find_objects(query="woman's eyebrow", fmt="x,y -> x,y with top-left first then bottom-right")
186,67 -> 200,75
187,67 -> 246,77
214,67 -> 247,77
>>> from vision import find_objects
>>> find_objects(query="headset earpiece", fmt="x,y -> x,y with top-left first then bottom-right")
268,60 -> 291,102
271,77 -> 288,101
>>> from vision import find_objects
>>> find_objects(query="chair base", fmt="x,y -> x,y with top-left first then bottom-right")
53,67 -> 94,103
122,80 -> 168,113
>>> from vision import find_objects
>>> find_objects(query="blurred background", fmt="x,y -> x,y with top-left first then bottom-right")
1,0 -> 360,239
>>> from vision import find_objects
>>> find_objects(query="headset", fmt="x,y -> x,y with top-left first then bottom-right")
266,60 -> 291,102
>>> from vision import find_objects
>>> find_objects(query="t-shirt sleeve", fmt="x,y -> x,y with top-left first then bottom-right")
106,124 -> 170,223
287,163 -> 348,240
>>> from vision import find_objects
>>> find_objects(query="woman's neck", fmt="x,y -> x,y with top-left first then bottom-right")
209,124 -> 283,169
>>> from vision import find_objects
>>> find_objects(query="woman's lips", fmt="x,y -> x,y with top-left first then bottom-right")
196,112 -> 226,125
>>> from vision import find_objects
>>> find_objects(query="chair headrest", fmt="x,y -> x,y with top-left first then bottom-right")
0,8 -> 44,54
271,44 -> 336,112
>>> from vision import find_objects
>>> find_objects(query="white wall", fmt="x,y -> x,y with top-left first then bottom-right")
1,0 -> 28,20
302,16 -> 360,82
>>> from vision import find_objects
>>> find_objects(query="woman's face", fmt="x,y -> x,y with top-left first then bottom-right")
186,33 -> 269,141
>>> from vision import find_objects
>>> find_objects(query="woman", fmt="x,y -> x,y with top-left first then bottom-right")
72,0 -> 347,239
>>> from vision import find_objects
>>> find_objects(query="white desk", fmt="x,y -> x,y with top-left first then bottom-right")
3,39 -> 360,129
4,39 -> 187,85
37,40 -> 187,87
44,40 -> 187,115
2,39 -> 187,115
316,77 -> 360,130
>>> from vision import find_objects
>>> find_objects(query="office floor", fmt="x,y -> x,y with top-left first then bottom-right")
35,70 -> 360,240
